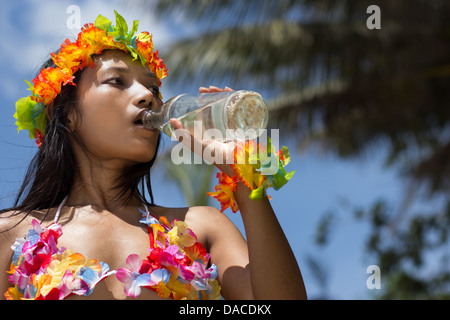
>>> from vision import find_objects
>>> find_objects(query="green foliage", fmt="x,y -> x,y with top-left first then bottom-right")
356,199 -> 450,299
145,0 -> 450,298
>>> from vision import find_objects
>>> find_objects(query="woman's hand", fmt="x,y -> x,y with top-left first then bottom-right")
199,85 -> 234,94
169,86 -> 237,177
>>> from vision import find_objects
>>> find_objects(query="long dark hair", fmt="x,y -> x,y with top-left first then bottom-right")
1,54 -> 161,223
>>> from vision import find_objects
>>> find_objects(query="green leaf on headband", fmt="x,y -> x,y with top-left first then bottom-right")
24,79 -> 34,92
94,14 -> 112,31
126,45 -> 140,61
14,96 -> 38,138
114,10 -> 128,35
13,96 -> 47,140
31,102 -> 47,135
130,20 -> 139,40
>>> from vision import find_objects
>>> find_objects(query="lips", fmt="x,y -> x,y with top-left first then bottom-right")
133,109 -> 159,134
134,109 -> 148,126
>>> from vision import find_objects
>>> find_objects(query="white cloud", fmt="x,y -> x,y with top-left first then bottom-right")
0,0 -> 177,100
0,0 -> 175,74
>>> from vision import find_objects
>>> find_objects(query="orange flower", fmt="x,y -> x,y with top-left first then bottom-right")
52,39 -> 84,73
156,274 -> 192,300
152,51 -> 168,81
78,24 -> 126,68
32,67 -> 73,105
207,172 -> 238,213
184,243 -> 209,264
231,140 -> 265,190
136,32 -> 154,62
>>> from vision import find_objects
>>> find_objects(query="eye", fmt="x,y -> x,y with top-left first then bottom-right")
106,77 -> 124,86
149,86 -> 160,96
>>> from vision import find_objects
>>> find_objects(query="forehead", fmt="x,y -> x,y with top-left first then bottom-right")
93,49 -> 156,78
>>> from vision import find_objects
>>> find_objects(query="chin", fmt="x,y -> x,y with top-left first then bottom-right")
122,134 -> 160,164
129,150 -> 157,164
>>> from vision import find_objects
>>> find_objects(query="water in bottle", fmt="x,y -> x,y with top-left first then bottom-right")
142,90 -> 268,141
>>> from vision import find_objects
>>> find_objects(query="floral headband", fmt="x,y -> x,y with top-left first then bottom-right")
13,11 -> 168,148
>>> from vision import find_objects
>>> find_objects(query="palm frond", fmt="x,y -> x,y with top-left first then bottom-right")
146,0 -> 450,193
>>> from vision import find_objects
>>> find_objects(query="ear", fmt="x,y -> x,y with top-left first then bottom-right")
45,102 -> 55,120
67,106 -> 79,132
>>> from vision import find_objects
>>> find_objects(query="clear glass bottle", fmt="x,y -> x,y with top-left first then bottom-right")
142,90 -> 268,141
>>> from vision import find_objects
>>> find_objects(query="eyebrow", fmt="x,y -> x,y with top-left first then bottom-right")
104,66 -> 157,79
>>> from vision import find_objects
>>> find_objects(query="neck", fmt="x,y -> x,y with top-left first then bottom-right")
67,149 -> 141,212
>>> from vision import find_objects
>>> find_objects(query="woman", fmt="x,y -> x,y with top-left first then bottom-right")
0,11 -> 306,300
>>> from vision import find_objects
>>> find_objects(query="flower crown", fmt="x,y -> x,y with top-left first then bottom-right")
13,11 -> 168,148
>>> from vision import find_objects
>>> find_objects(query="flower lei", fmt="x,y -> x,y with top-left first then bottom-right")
5,214 -> 220,300
5,220 -> 115,300
207,139 -> 295,213
13,10 -> 168,148
116,210 -> 220,300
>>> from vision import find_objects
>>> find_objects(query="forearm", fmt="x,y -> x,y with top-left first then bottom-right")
234,182 -> 307,300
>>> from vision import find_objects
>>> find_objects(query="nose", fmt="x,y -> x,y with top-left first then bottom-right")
132,82 -> 154,109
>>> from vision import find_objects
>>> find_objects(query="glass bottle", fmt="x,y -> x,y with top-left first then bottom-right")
142,90 -> 268,141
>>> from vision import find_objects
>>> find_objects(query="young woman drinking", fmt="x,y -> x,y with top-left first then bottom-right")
0,11 -> 306,300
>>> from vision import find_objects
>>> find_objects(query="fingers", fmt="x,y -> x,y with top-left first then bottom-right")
169,117 -> 236,169
170,118 -> 184,130
199,86 -> 234,93
170,118 -> 193,148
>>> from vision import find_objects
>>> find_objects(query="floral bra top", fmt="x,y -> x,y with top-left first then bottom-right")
4,198 -> 221,300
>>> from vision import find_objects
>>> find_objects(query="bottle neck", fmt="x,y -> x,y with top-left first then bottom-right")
142,109 -> 165,130
142,94 -> 183,130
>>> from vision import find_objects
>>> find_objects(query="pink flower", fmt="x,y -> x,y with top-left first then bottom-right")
159,245 -> 195,282
116,254 -> 170,298
58,270 -> 89,299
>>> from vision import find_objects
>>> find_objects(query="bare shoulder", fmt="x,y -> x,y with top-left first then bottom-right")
152,204 -> 244,248
0,211 -> 37,262
0,210 -> 33,298
185,205 -> 231,227
185,206 -> 235,230
0,210 -> 32,240
0,210 -> 48,262
152,204 -> 231,229
183,206 -> 246,249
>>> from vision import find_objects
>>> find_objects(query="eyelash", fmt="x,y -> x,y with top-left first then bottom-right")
149,86 -> 160,95
106,77 -> 159,96
107,77 -> 124,85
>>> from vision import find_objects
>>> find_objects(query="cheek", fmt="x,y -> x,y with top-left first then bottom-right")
74,82 -> 158,162
74,104 -> 158,162
75,96 -> 129,154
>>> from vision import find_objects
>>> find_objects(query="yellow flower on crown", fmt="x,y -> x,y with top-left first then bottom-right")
14,10 -> 168,148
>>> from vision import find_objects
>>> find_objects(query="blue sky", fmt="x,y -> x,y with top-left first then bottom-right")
0,0 -> 411,299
